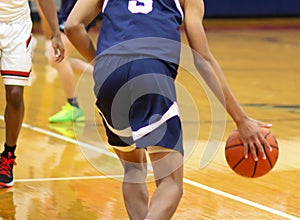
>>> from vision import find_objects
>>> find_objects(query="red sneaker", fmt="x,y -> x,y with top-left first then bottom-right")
0,152 -> 16,188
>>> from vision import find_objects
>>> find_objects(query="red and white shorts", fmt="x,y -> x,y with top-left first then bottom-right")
0,20 -> 32,86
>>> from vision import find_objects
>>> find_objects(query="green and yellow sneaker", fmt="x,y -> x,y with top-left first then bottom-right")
48,103 -> 85,123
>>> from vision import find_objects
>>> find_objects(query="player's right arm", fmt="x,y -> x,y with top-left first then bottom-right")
181,0 -> 272,161
65,0 -> 103,63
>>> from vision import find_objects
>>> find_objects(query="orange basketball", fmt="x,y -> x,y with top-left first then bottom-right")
225,127 -> 279,178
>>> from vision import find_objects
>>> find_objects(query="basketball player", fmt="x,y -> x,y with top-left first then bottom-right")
0,0 -> 64,188
65,0 -> 272,219
47,0 -> 94,123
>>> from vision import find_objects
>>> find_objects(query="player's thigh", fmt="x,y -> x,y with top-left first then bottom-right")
148,149 -> 183,182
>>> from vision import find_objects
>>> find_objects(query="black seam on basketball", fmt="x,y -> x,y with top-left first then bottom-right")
264,132 -> 279,150
252,161 -> 258,177
270,145 -> 279,150
273,136 -> 278,145
232,156 -> 245,170
264,131 -> 271,139
264,145 -> 273,169
265,132 -> 279,147
252,147 -> 259,177
226,144 -> 243,150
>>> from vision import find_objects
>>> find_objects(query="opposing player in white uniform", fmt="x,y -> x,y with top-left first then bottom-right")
64,0 -> 272,219
0,0 -> 64,188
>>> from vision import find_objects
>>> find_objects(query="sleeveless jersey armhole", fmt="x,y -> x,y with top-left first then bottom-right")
174,0 -> 184,21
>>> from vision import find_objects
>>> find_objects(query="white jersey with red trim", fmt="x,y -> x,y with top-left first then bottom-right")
0,0 -> 31,23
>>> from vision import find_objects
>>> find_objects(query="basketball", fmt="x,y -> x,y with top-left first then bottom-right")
225,127 -> 279,178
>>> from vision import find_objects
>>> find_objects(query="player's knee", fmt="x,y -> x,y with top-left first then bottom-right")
6,87 -> 23,107
123,163 -> 147,183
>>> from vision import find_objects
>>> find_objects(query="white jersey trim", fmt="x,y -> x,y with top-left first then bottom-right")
102,0 -> 109,13
174,0 -> 184,21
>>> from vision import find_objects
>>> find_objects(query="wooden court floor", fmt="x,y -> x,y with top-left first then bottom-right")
0,18 -> 299,219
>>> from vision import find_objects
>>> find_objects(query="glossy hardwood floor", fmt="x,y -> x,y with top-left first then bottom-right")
0,18 -> 299,219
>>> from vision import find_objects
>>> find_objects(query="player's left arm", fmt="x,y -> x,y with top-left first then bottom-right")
181,0 -> 272,161
65,0 -> 103,63
35,0 -> 64,62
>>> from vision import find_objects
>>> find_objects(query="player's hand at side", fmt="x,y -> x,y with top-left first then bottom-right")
51,33 -> 65,62
236,117 -> 272,161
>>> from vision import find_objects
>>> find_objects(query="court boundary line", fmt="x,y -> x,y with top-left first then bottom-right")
0,116 -> 298,220
15,175 -> 124,183
183,178 -> 299,220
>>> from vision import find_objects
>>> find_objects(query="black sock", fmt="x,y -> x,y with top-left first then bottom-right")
67,97 -> 79,108
2,143 -> 16,158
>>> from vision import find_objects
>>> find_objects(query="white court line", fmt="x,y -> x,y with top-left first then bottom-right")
15,175 -> 124,183
1,116 -> 299,220
183,178 -> 299,220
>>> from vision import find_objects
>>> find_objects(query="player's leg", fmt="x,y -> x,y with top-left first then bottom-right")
0,86 -> 23,187
96,88 -> 149,219
1,85 -> 24,187
48,33 -> 85,123
113,147 -> 149,220
4,85 -> 24,147
0,21 -> 32,187
125,59 -> 183,219
145,148 -> 183,220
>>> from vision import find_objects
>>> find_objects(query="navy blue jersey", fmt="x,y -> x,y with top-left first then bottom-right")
96,0 -> 183,61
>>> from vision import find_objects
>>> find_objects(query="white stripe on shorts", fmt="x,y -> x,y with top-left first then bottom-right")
98,101 -> 180,141
132,102 -> 180,141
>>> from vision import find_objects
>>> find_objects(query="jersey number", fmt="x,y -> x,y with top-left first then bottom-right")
128,0 -> 153,14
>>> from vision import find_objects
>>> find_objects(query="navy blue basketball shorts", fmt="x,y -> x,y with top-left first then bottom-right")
94,58 -> 184,155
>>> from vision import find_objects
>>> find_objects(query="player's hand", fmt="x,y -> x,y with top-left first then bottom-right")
51,33 -> 65,62
236,117 -> 272,161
